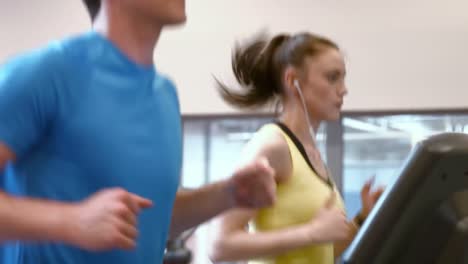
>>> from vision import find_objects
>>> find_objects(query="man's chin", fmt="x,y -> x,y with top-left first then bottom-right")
163,14 -> 187,28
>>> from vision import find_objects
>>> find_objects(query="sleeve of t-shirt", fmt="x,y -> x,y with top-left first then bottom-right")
0,48 -> 60,159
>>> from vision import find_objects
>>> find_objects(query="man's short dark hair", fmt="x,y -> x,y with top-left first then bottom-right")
83,0 -> 101,21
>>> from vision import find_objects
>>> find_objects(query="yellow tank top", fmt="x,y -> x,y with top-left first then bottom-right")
249,123 -> 345,264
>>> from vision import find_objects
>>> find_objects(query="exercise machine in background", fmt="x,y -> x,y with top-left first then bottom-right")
343,133 -> 468,264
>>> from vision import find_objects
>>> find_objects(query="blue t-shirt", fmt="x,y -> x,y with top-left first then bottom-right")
0,31 -> 182,264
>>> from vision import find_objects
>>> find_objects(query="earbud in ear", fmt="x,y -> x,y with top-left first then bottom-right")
293,79 -> 300,89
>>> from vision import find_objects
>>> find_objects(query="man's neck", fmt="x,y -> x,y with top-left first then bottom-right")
93,6 -> 162,66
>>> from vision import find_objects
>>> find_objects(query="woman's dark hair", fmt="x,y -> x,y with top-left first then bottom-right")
217,32 -> 339,109
82,0 -> 101,21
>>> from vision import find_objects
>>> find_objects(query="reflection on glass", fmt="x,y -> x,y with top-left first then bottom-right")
181,120 -> 207,188
343,114 -> 468,218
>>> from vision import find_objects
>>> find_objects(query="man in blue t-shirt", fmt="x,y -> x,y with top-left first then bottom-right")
0,1 -> 276,263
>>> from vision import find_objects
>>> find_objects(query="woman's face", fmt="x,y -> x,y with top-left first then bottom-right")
297,48 -> 348,122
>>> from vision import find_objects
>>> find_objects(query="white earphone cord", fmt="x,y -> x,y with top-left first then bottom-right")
294,82 -> 333,182
294,82 -> 316,143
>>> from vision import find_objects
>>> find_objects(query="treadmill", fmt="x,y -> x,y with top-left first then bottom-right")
343,133 -> 468,264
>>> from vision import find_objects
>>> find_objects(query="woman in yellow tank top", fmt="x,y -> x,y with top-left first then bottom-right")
208,32 -> 384,264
